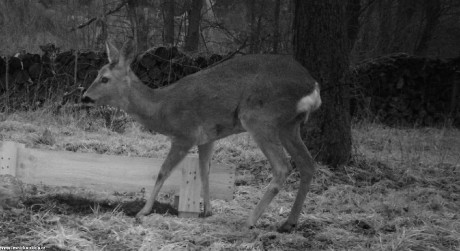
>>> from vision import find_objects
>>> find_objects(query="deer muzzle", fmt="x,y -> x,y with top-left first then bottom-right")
81,95 -> 95,104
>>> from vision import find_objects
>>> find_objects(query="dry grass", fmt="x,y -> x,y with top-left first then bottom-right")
0,107 -> 459,250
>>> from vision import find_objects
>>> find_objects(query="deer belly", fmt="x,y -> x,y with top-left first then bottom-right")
193,122 -> 244,145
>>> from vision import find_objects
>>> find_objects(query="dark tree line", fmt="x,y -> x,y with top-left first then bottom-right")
3,0 -> 458,58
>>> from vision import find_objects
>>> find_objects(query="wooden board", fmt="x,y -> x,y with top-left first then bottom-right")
178,160 -> 201,217
1,142 -> 234,201
0,141 -> 24,176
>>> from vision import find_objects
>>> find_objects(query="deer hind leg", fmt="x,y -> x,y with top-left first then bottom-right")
243,123 -> 291,229
198,142 -> 214,217
277,121 -> 316,233
136,140 -> 193,219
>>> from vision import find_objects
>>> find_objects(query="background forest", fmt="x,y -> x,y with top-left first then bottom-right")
1,0 -> 460,59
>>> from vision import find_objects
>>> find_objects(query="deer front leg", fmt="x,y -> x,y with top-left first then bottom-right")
136,140 -> 193,219
198,142 -> 214,217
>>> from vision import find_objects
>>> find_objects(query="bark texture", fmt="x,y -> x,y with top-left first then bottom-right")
293,0 -> 352,167
126,0 -> 150,51
162,0 -> 175,45
184,0 -> 203,52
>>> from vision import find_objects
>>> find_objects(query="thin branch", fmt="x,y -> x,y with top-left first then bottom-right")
200,19 -> 242,44
69,0 -> 128,32
205,37 -> 249,69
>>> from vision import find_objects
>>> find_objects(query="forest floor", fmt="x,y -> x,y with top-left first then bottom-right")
0,107 -> 459,251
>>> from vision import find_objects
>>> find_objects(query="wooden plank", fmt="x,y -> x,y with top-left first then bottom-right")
14,146 -> 234,201
178,160 -> 201,218
0,141 -> 24,176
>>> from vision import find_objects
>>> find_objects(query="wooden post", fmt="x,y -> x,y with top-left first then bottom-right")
178,157 -> 201,218
0,141 -> 25,176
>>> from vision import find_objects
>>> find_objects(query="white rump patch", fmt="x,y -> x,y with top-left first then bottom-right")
297,82 -> 322,113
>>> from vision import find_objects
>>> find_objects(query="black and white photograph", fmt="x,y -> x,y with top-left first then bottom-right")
0,0 -> 459,250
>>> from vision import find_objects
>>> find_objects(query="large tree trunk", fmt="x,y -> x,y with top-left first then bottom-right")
162,0 -> 175,45
293,0 -> 352,167
184,0 -> 203,52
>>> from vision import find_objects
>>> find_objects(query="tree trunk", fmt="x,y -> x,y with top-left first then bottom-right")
127,0 -> 149,51
293,0 -> 352,167
253,2 -> 265,53
376,0 -> 394,55
272,0 -> 281,53
95,0 -> 108,50
249,0 -> 257,53
346,0 -> 360,52
162,0 -> 175,45
354,0 -> 377,59
184,0 -> 203,52
389,0 -> 417,52
414,0 -> 441,55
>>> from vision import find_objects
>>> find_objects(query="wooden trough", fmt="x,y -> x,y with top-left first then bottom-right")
0,141 -> 235,217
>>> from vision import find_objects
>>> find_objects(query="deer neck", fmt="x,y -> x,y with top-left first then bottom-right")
124,72 -> 164,124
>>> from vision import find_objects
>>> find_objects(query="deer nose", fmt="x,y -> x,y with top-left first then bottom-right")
81,95 -> 95,104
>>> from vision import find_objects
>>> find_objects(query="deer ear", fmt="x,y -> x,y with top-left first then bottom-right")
119,39 -> 136,67
106,40 -> 119,64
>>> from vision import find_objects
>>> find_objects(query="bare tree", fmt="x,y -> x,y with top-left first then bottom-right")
248,0 -> 265,53
126,0 -> 152,51
272,0 -> 281,53
414,0 -> 441,55
376,0 -> 394,55
253,0 -> 265,53
389,0 -> 417,52
162,0 -> 175,45
293,0 -> 352,167
184,0 -> 203,52
346,0 -> 361,52
95,0 -> 108,51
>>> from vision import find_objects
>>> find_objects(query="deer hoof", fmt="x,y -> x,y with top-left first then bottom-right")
135,208 -> 150,219
277,222 -> 296,233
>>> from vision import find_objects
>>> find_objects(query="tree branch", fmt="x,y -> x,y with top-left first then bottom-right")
205,37 -> 249,69
69,0 -> 127,32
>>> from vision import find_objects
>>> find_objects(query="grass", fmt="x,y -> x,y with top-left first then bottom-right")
0,107 -> 459,250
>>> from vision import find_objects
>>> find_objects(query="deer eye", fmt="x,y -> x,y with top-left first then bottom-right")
101,77 -> 109,83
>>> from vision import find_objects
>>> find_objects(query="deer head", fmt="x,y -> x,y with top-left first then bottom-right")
81,40 -> 137,110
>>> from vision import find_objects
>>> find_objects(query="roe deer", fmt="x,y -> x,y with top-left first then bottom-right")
81,40 -> 321,233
